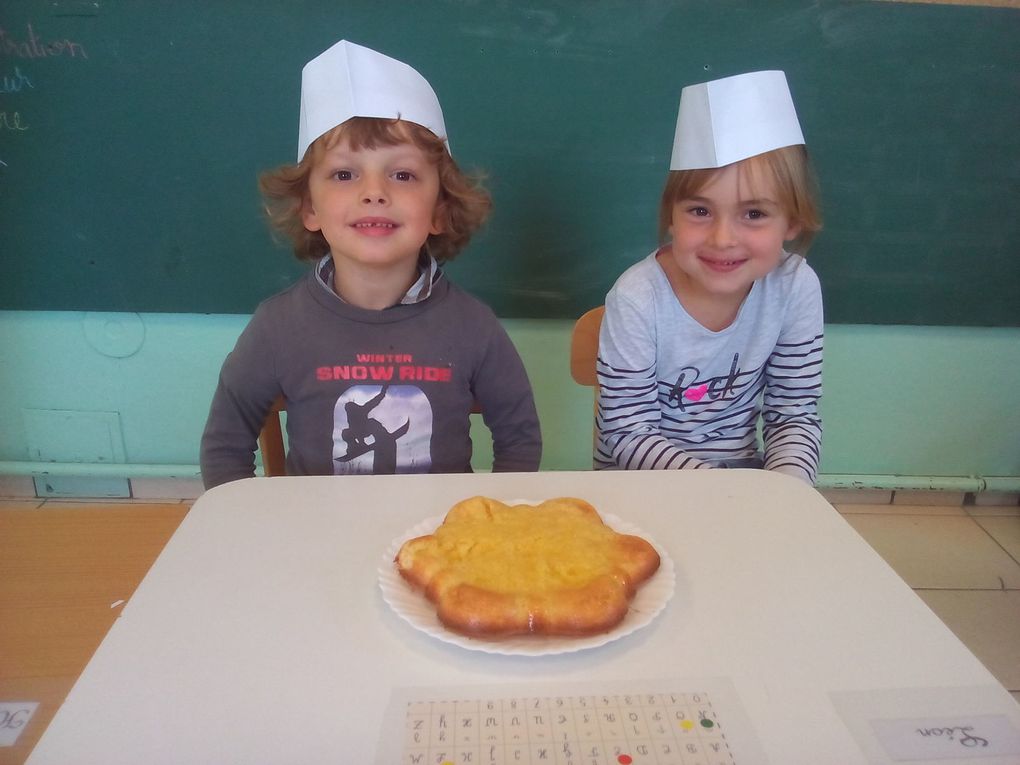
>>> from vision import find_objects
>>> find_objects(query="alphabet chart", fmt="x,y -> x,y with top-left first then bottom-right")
377,679 -> 762,765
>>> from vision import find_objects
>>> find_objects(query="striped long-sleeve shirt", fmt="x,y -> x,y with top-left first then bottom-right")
596,250 -> 823,483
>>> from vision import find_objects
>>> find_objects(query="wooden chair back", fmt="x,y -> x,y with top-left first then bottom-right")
570,306 -> 605,453
258,396 -> 287,477
570,306 -> 604,386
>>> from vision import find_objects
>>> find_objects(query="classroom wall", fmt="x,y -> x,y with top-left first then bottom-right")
1,310 -> 1018,491
3,2 -> 1018,495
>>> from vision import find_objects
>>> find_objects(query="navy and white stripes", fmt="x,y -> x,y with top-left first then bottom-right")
595,251 -> 824,484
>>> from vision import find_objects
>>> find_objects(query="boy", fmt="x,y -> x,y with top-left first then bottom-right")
200,40 -> 541,488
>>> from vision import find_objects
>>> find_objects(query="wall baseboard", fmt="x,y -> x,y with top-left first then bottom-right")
2,462 -> 1018,501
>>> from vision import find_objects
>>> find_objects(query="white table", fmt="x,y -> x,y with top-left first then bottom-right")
26,470 -> 1020,764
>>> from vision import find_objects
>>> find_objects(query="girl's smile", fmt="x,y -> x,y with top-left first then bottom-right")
699,256 -> 747,273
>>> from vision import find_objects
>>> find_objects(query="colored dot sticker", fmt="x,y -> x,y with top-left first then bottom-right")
701,718 -> 715,728
617,756 -> 633,764
680,718 -> 695,730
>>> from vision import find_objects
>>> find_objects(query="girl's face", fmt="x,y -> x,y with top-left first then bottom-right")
301,137 -> 442,274
664,162 -> 801,310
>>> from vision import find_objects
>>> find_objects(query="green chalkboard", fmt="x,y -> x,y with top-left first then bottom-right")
1,0 -> 1018,325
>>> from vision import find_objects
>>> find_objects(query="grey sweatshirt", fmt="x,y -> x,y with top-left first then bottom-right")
201,271 -> 541,488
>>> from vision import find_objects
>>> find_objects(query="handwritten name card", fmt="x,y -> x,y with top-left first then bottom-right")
871,715 -> 1020,761
833,686 -> 1020,764
0,701 -> 39,747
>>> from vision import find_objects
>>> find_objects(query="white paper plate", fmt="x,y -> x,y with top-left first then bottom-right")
378,506 -> 676,656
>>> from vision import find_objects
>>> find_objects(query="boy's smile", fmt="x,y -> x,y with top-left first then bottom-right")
351,216 -> 399,235
302,136 -> 442,307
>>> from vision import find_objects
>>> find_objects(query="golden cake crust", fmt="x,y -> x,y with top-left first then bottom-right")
394,496 -> 661,637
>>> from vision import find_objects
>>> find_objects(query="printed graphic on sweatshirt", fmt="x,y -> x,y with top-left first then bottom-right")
663,353 -> 758,412
332,385 -> 432,475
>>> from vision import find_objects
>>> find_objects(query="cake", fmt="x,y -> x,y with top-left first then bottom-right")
394,496 -> 660,637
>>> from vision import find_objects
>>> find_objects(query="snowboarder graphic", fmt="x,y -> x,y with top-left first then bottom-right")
332,385 -> 431,474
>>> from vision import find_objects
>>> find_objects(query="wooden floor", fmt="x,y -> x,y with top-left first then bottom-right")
1,493 -> 1018,763
0,500 -> 190,765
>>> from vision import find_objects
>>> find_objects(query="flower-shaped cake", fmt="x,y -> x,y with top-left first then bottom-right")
395,496 -> 661,637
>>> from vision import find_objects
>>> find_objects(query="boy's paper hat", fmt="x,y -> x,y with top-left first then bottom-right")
670,70 -> 804,170
297,40 -> 448,162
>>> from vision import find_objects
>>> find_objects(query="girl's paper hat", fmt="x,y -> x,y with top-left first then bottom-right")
297,40 -> 448,162
669,70 -> 804,170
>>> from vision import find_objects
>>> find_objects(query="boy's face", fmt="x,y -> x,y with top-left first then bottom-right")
302,136 -> 442,275
666,162 -> 800,304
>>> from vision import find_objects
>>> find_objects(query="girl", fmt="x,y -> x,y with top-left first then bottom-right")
596,71 -> 823,484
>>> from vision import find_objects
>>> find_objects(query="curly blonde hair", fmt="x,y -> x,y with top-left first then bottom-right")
658,145 -> 822,254
259,117 -> 491,262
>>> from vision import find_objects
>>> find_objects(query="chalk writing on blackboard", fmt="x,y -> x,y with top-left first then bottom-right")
0,23 -> 88,59
0,64 -> 32,139
0,111 -> 28,130
0,22 -> 89,168
1,65 -> 32,93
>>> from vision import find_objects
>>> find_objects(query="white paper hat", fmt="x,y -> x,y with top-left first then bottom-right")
297,40 -> 448,162
669,70 -> 804,170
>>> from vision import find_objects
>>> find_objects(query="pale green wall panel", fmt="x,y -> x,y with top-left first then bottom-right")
2,311 -> 1018,479
821,325 -> 1020,477
0,311 -> 235,465
470,319 -> 594,473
